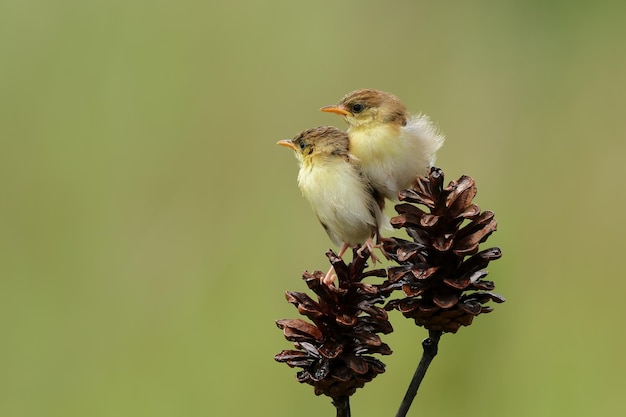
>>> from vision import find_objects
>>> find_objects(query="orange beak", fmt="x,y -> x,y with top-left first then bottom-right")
276,139 -> 296,150
320,105 -> 351,116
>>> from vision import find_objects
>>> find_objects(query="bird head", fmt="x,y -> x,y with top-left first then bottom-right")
320,89 -> 408,130
277,126 -> 349,164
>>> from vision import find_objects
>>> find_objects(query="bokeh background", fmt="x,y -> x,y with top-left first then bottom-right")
1,1 -> 625,416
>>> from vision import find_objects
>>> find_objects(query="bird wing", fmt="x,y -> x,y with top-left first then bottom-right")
349,153 -> 386,242
318,219 -> 341,246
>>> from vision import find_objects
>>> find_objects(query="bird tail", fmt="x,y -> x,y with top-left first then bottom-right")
407,114 -> 445,167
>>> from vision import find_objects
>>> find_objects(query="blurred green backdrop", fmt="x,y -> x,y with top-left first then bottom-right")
1,1 -> 625,416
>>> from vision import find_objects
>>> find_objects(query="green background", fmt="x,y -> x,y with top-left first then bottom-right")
1,1 -> 625,416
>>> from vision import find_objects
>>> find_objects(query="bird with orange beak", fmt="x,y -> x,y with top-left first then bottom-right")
278,126 -> 383,285
321,89 -> 444,202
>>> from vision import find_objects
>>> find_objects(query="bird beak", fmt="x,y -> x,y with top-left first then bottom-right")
276,139 -> 296,150
320,105 -> 351,116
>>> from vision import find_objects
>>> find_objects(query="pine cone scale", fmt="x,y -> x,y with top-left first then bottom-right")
381,168 -> 504,333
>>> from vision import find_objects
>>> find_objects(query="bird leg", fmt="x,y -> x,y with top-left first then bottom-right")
323,242 -> 350,286
356,237 -> 381,264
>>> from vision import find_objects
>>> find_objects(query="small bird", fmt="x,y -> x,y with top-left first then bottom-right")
277,126 -> 383,285
321,89 -> 445,202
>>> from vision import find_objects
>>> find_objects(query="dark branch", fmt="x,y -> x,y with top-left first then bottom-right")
395,331 -> 442,417
333,396 -> 351,417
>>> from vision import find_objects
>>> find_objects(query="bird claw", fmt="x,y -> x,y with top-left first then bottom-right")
322,267 -> 337,286
356,239 -> 382,264
323,239 -> 380,286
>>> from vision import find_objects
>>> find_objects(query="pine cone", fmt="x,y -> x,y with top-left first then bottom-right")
380,167 -> 505,333
275,249 -> 392,398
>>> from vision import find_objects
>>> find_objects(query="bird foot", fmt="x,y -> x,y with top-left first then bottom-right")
322,267 -> 337,286
356,238 -> 381,264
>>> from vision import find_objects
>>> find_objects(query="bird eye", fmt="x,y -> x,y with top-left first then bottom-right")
351,103 -> 364,114
299,141 -> 306,150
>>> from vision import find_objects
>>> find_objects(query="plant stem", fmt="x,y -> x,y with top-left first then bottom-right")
333,396 -> 351,417
395,330 -> 442,417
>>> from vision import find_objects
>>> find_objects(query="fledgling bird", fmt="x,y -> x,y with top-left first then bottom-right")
321,89 -> 445,202
277,126 -> 383,285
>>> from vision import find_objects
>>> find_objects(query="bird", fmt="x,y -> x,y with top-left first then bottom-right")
277,126 -> 383,285
320,88 -> 445,202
